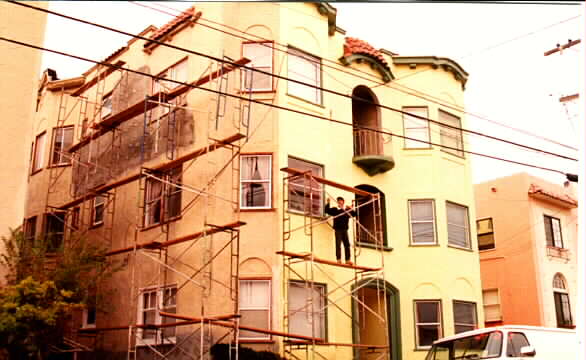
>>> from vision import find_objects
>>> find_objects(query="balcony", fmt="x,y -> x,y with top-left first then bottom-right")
353,129 -> 394,176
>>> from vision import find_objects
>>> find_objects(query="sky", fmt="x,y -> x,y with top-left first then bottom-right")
35,1 -> 585,186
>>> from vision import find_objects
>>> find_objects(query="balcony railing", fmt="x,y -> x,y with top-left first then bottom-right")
352,129 -> 394,176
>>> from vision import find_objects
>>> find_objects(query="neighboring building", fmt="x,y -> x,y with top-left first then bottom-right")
25,3 -> 482,359
475,173 -> 577,329
0,1 -> 48,285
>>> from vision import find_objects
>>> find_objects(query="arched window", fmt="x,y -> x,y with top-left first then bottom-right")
352,86 -> 382,157
355,185 -> 387,248
552,273 -> 572,328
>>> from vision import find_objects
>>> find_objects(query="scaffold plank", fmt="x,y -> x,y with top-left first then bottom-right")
280,167 -> 375,197
276,251 -> 382,272
285,340 -> 389,349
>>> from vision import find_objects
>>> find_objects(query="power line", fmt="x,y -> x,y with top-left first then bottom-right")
130,1 -> 581,152
0,35 -> 573,178
9,0 -> 578,163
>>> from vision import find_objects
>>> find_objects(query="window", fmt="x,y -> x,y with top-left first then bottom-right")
287,47 -> 321,104
71,207 -> 80,230
82,305 -> 97,329
355,185 -> 387,246
506,332 -> 530,357
240,155 -> 272,209
242,42 -> 273,91
477,218 -> 495,250
447,202 -> 470,249
287,157 -> 323,217
139,285 -> 177,344
453,301 -> 477,334
483,289 -> 502,322
92,195 -> 106,226
44,212 -> 66,252
408,200 -> 436,245
428,331 -> 502,360
144,167 -> 182,227
403,107 -> 430,149
288,281 -> 326,339
414,300 -> 442,348
31,132 -> 46,173
544,215 -> 563,248
153,58 -> 188,93
553,273 -> 572,328
101,95 -> 112,119
239,280 -> 271,340
23,216 -> 37,248
439,110 -> 464,157
51,126 -> 74,166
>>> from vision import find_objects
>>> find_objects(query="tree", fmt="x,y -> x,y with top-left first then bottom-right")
0,229 -> 122,359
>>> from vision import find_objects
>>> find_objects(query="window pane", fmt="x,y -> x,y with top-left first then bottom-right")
417,302 -> 439,323
403,107 -> 429,148
553,274 -> 566,290
507,332 -> 530,357
240,155 -> 271,208
33,133 -> 46,171
287,157 -> 323,216
243,43 -> 273,91
418,325 -> 440,346
411,223 -> 435,244
411,200 -> 434,221
240,309 -> 269,338
454,301 -> 477,334
439,110 -> 463,156
447,203 -> 469,248
288,48 -> 321,104
288,282 -> 325,338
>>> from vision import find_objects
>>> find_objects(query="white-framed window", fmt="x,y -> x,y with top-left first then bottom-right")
403,107 -> 430,149
138,285 -> 177,345
144,167 -> 182,227
92,195 -> 106,226
51,126 -> 74,166
439,110 -> 464,157
240,155 -> 272,209
31,132 -> 46,173
477,218 -> 495,251
288,281 -> 326,339
287,47 -> 322,105
553,273 -> 572,328
446,201 -> 470,249
414,300 -> 442,348
483,288 -> 502,322
287,157 -> 324,217
242,42 -> 273,91
153,58 -> 188,93
101,94 -> 113,119
408,199 -> 436,245
544,215 -> 563,248
239,279 -> 271,340
453,301 -> 477,334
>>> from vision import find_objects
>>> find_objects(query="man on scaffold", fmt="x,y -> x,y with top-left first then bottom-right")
325,196 -> 356,265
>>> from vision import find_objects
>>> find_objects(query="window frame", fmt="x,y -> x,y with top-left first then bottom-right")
446,201 -> 471,250
453,300 -> 478,334
43,211 -> 66,253
240,154 -> 273,210
414,299 -> 443,350
82,305 -> 97,329
402,106 -> 431,149
553,273 -> 572,328
100,93 -> 113,119
477,217 -> 495,251
287,156 -> 325,218
23,216 -> 37,249
482,288 -> 502,323
152,57 -> 188,94
288,280 -> 327,340
544,215 -> 563,249
287,46 -> 323,106
137,284 -> 178,345
241,41 -> 274,93
31,131 -> 46,174
438,109 -> 464,158
143,167 -> 183,228
238,279 -> 272,341
408,199 -> 437,246
50,126 -> 74,167
506,331 -> 531,357
92,195 -> 106,227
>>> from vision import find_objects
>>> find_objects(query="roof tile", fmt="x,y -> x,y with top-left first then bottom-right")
528,183 -> 578,207
343,37 -> 390,69
147,7 -> 196,45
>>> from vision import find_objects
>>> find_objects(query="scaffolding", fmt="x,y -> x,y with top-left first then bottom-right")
279,168 -> 391,360
43,54 -> 254,360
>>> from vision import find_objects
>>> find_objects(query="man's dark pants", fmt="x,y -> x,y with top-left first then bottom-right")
334,229 -> 351,261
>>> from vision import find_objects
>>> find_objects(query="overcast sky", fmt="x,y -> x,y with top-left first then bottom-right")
35,1 -> 585,185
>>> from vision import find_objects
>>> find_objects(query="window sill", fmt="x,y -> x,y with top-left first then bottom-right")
403,146 -> 433,151
238,89 -> 276,95
479,247 -> 497,252
409,243 -> 439,247
30,168 -> 43,176
286,209 -> 325,220
440,148 -> 465,160
356,242 -> 393,252
240,208 -> 277,212
48,163 -> 72,168
414,346 -> 432,352
90,221 -> 104,229
448,244 -> 473,252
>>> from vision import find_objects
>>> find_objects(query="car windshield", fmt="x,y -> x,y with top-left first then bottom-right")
425,331 -> 503,360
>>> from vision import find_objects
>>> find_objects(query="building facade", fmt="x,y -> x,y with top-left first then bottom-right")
475,173 -> 577,329
24,3 -> 483,359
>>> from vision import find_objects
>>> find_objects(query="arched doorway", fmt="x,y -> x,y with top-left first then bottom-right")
352,278 -> 401,360
355,184 -> 387,248
352,86 -> 382,157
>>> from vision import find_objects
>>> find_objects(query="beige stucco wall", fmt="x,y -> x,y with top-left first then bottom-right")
0,1 -> 48,285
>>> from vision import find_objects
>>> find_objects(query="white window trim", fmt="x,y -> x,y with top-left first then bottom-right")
438,109 -> 464,157
287,157 -> 324,218
288,281 -> 327,339
446,202 -> 471,249
240,155 -> 272,210
239,279 -> 272,340
241,42 -> 273,92
287,47 -> 322,105
137,285 -> 177,346
544,215 -> 564,248
32,132 -> 46,173
408,199 -> 437,245
414,300 -> 443,350
51,126 -> 74,166
403,107 -> 431,149
483,288 -> 502,322
92,195 -> 106,226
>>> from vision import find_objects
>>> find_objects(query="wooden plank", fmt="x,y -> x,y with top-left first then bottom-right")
559,93 -> 579,103
71,60 -> 126,97
285,340 -> 389,349
544,39 -> 581,56
281,167 -> 375,197
78,325 -> 128,333
105,221 -> 245,256
277,251 -> 382,272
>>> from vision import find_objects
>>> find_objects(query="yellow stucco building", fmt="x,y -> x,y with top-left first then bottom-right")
22,3 -> 483,359
0,1 -> 48,285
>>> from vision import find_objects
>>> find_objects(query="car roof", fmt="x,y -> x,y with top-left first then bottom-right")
433,325 -> 575,345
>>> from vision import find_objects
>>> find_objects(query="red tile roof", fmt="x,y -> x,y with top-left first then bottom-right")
343,37 -> 390,69
147,7 -> 197,45
528,183 -> 578,207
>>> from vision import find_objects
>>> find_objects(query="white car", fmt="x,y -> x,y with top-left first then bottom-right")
424,325 -> 576,360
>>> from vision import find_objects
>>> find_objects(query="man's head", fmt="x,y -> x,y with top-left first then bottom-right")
336,196 -> 345,208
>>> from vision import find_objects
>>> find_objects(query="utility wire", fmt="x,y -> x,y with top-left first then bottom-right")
0,35 -> 572,177
130,1 -> 581,152
10,0 -> 578,162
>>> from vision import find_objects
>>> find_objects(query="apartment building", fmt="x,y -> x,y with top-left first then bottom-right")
475,173 -> 577,329
25,3 -> 483,359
